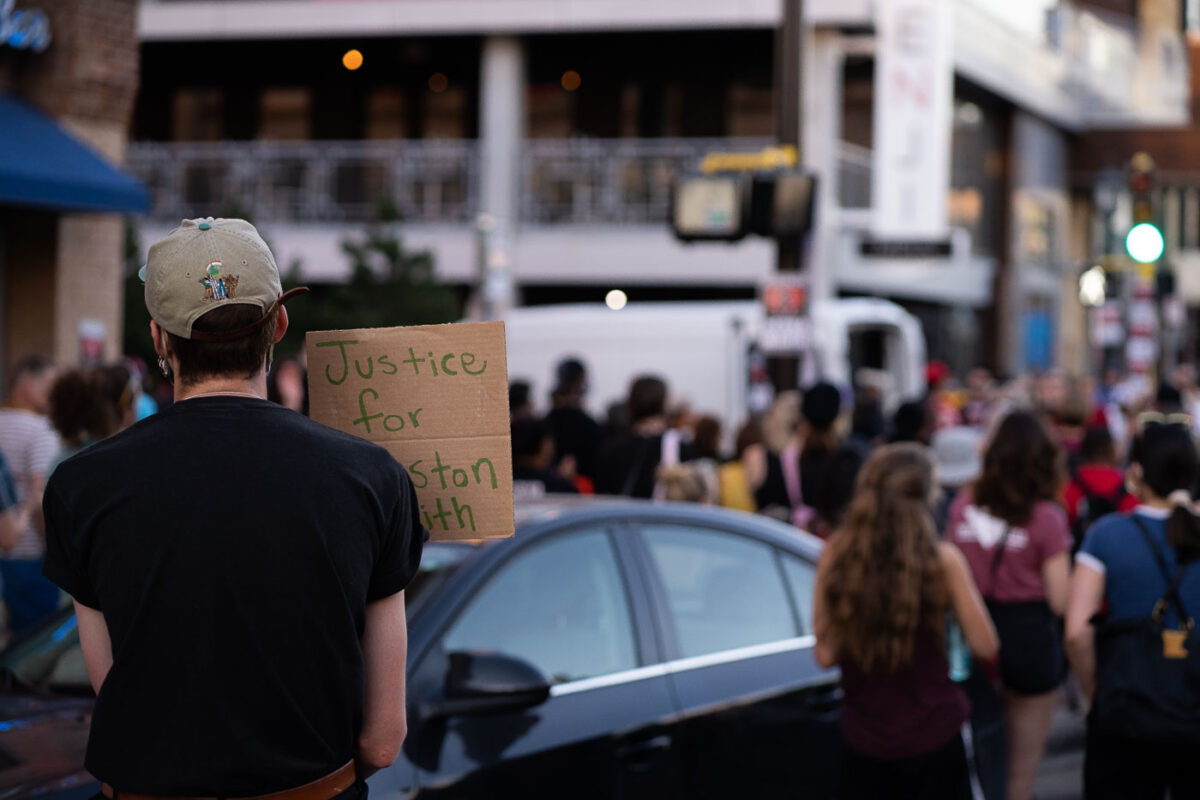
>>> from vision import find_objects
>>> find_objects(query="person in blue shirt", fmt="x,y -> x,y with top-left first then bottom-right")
1065,418 -> 1200,799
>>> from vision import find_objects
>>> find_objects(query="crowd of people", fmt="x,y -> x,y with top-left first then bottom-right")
0,356 -> 160,638
4,329 -> 1199,799
512,357 -> 1200,800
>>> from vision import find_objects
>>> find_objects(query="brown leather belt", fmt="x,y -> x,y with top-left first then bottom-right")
101,761 -> 357,800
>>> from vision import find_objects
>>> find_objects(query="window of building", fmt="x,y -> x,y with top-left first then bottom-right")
728,84 -> 775,137
528,84 -> 574,139
949,94 -> 1007,257
259,88 -> 312,140
172,88 -> 223,142
424,86 -> 467,139
366,88 -> 407,139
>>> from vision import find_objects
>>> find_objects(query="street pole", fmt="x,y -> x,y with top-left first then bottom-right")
771,0 -> 804,391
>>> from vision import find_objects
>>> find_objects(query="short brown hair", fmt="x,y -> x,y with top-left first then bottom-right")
167,305 -> 277,386
628,376 -> 667,423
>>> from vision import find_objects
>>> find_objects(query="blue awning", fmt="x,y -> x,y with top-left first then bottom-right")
0,93 -> 149,214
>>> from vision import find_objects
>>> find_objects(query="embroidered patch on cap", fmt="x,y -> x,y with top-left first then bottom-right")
199,260 -> 240,302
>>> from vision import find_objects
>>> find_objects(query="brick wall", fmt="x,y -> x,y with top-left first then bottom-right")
9,0 -> 139,128
0,0 -> 139,372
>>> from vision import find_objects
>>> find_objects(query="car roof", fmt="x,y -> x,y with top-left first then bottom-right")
424,497 -> 823,560
513,496 -> 825,559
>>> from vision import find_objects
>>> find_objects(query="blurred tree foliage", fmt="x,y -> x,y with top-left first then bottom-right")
277,208 -> 459,357
123,202 -> 461,363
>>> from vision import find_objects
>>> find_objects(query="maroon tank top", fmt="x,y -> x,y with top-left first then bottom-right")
838,630 -> 970,760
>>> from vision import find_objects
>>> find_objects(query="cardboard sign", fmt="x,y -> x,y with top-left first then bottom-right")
306,322 -> 514,541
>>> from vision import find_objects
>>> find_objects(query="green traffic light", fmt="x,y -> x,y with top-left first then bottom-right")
1126,222 -> 1165,264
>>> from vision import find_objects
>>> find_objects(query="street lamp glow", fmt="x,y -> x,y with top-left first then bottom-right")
1125,223 -> 1165,264
605,289 -> 627,310
1079,265 -> 1106,307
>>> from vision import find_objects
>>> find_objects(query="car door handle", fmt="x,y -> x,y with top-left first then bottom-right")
803,686 -> 844,714
616,735 -> 672,759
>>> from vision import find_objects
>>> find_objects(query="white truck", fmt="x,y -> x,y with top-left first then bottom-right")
501,298 -> 927,431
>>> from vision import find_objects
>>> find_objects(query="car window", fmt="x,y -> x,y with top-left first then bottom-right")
781,553 -> 816,635
405,542 -> 474,619
442,529 -> 637,684
641,525 -> 798,659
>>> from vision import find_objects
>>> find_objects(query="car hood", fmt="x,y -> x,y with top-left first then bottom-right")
0,692 -> 93,800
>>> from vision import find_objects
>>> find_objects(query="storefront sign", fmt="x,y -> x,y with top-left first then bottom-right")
0,0 -> 51,53
859,239 -> 952,258
871,0 -> 952,239
307,321 -> 514,541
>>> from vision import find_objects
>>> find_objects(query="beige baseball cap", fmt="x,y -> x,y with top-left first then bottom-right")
139,217 -> 307,342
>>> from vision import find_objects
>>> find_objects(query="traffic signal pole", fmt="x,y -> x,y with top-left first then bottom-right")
771,0 -> 804,391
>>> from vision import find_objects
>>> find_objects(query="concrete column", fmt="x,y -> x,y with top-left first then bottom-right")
802,29 -> 843,305
477,36 -> 525,317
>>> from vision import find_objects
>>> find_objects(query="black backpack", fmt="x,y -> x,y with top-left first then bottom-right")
1071,468 -> 1127,551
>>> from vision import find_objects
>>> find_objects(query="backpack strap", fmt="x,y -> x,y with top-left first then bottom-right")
986,523 -> 1012,600
1130,514 -> 1194,627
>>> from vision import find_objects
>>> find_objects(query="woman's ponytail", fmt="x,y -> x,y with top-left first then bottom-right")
1166,490 -> 1200,565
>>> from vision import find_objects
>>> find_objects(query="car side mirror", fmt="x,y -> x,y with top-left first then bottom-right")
421,651 -> 551,720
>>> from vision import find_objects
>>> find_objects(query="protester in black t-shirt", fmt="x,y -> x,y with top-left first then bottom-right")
512,417 -> 578,497
596,375 -> 693,498
545,358 -> 599,482
756,382 -> 864,537
42,218 -> 426,800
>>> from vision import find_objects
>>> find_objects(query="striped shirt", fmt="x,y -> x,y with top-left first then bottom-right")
0,409 -> 60,559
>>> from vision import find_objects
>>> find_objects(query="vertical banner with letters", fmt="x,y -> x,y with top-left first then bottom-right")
307,322 -> 514,541
871,0 -> 953,239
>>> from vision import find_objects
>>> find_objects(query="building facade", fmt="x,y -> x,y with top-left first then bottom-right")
130,0 -> 1188,376
0,0 -> 146,382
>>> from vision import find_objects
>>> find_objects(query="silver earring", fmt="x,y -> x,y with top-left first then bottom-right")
158,357 -> 171,379
266,343 -> 275,374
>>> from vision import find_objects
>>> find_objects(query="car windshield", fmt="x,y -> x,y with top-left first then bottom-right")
0,543 -> 474,698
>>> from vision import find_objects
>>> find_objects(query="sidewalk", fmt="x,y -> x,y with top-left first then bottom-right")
1034,703 -> 1086,799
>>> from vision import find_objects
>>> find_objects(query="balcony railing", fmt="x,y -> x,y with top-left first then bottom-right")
126,139 -> 479,224
519,137 -> 772,224
127,137 -> 871,225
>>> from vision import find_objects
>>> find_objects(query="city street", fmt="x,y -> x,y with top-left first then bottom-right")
1036,704 -> 1087,800
2,0 -> 1199,799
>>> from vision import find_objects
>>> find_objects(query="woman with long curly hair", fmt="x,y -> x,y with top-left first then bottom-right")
815,444 -> 997,798
946,410 -> 1072,800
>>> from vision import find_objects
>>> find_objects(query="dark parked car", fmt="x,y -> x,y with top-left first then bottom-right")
2,499 -> 845,799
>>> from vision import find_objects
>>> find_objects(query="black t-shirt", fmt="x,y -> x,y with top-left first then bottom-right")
594,434 -> 695,499
545,406 -> 599,479
42,397 -> 427,795
755,441 -> 866,532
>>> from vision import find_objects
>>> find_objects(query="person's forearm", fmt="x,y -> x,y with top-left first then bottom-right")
1067,638 -> 1096,702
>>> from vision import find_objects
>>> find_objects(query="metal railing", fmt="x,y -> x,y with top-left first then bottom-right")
519,137 -> 772,224
126,139 -> 480,224
127,137 -> 873,225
